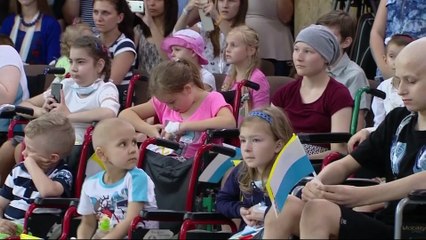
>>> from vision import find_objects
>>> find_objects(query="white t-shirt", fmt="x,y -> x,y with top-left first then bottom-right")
0,45 -> 29,101
201,68 -> 216,91
371,77 -> 404,127
77,168 -> 158,229
44,78 -> 120,144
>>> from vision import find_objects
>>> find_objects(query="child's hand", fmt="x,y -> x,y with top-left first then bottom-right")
0,219 -> 17,235
302,178 -> 325,201
201,0 -> 219,21
50,90 -> 70,117
240,207 -> 257,227
42,96 -> 57,112
24,154 -> 51,172
147,124 -> 163,138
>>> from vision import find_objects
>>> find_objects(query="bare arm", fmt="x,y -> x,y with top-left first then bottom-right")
318,154 -> 362,184
118,99 -> 162,137
19,94 -> 47,118
110,51 -> 136,85
370,0 -> 393,79
0,66 -> 20,105
23,157 -> 65,198
180,107 -> 236,132
77,214 -> 97,239
62,0 -> 80,25
102,202 -> 144,239
174,0 -> 201,32
67,108 -> 117,123
277,0 -> 294,24
0,196 -> 10,218
309,107 -> 352,159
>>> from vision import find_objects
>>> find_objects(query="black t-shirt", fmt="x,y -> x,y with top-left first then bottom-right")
351,107 -> 426,219
352,107 -> 426,182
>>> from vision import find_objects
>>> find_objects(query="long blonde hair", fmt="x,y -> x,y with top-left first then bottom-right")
221,25 -> 260,91
238,106 -> 293,194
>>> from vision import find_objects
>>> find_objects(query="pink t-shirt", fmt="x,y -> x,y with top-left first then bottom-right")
226,68 -> 270,124
152,91 -> 232,158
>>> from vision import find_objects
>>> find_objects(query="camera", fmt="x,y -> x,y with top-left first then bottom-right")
127,0 -> 144,13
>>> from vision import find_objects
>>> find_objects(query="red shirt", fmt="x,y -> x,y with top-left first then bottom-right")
272,77 -> 353,133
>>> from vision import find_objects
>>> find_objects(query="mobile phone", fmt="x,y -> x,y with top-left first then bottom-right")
127,0 -> 144,13
51,82 -> 63,103
198,0 -> 214,31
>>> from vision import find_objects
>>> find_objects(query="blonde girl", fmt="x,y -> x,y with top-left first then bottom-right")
222,25 -> 270,123
119,59 -> 235,159
216,106 -> 293,228
175,0 -> 248,74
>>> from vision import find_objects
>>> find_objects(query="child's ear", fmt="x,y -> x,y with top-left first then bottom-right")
184,83 -> 192,94
341,37 -> 352,49
118,12 -> 124,24
247,46 -> 256,57
274,140 -> 284,153
49,153 -> 61,162
96,58 -> 106,74
382,54 -> 388,64
95,146 -> 107,162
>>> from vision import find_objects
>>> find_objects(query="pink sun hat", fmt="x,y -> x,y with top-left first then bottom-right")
161,29 -> 209,65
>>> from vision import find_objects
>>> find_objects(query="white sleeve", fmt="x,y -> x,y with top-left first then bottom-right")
98,82 -> 120,116
201,69 -> 216,91
371,82 -> 386,127
77,182 -> 96,215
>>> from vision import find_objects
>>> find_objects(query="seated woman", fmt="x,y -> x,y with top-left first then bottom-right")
0,0 -> 61,64
272,25 -> 353,159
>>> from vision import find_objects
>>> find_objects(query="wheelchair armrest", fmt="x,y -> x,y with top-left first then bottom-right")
183,212 -> 229,221
206,128 -> 239,140
34,197 -> 79,206
343,178 -> 380,187
209,144 -> 236,157
298,132 -> 352,144
150,138 -> 181,150
141,209 -> 186,221
408,189 -> 426,201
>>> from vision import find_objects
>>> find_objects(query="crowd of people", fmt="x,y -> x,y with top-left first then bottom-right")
0,0 -> 426,239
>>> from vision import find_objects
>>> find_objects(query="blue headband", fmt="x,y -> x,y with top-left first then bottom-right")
249,111 -> 272,124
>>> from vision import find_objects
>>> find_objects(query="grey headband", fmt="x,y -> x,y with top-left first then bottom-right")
295,24 -> 340,66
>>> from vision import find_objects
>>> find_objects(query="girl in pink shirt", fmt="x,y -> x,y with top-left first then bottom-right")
221,25 -> 270,124
119,59 -> 236,158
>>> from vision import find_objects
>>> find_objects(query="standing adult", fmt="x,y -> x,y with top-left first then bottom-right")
245,0 -> 294,76
0,0 -> 61,64
370,0 -> 426,80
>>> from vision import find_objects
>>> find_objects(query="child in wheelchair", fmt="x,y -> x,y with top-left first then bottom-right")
77,118 -> 158,239
263,37 -> 426,239
0,112 -> 74,237
216,106 -> 293,229
119,59 -> 236,159
0,35 -> 120,181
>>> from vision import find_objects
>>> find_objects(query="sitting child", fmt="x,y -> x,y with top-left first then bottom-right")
77,118 -> 158,239
0,112 -> 75,236
221,25 -> 270,124
119,59 -> 236,159
216,106 -> 293,229
161,28 -> 216,91
0,35 -> 120,181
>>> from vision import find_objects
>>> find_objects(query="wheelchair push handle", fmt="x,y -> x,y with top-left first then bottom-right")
43,67 -> 66,75
210,144 -> 236,157
155,138 -> 181,150
241,80 -> 260,91
366,88 -> 386,100
0,104 -> 34,117
207,128 -> 240,140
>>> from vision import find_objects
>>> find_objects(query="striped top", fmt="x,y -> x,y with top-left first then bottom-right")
107,33 -> 136,85
80,0 -> 95,28
0,161 -> 73,220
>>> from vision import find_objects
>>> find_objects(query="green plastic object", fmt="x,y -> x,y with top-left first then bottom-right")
351,86 -> 370,135
98,216 -> 111,232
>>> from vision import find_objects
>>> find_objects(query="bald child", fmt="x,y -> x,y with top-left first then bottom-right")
76,118 -> 158,239
263,37 -> 426,239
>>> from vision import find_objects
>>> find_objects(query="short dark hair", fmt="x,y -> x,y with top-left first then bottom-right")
316,10 -> 356,45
